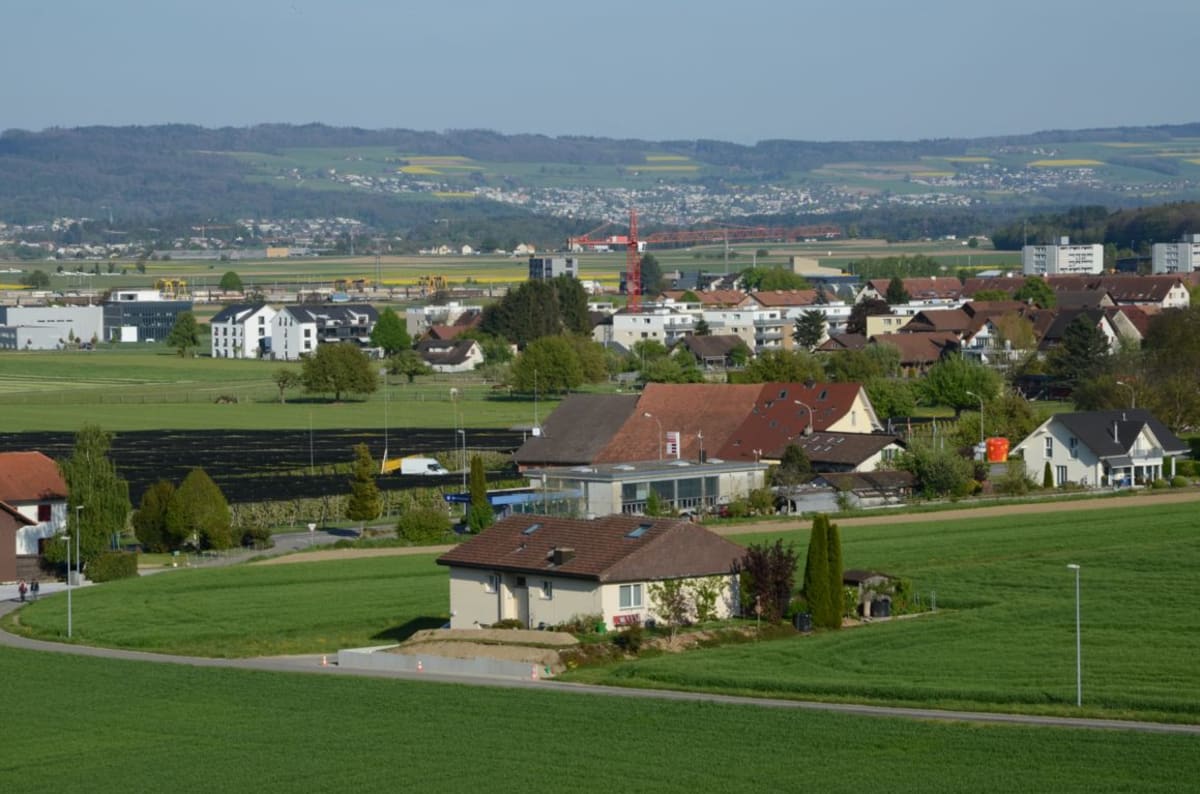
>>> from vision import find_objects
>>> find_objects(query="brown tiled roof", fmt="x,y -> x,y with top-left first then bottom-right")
869,332 -> 959,365
513,394 -> 640,466
1036,309 -> 1108,350
662,289 -> 749,307
901,309 -> 971,334
436,514 -> 744,583
597,383 -> 763,463
962,300 -> 1027,318
1045,275 -> 1185,304
0,500 -> 35,526
676,335 -> 745,360
817,333 -> 866,351
416,339 -> 480,366
790,432 -> 902,467
0,452 -> 67,503
1054,290 -> 1110,309
812,470 -> 916,493
750,289 -> 820,307
961,278 -> 1018,298
427,324 -> 468,340
867,277 -> 964,301
1112,305 -> 1152,336
717,383 -> 878,461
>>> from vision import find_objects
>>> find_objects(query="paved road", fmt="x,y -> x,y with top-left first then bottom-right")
2,597 -> 1196,736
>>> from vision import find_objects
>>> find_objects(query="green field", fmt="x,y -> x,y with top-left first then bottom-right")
563,500 -> 1200,721
10,555 -> 447,657
0,348 -> 556,431
2,645 -> 1193,793
12,499 -> 1200,723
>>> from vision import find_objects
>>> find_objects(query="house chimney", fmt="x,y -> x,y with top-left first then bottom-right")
1112,421 -> 1119,442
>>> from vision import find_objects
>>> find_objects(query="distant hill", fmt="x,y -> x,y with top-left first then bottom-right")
3,122 -> 1200,236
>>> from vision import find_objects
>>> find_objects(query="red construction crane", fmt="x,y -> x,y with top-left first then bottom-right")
568,209 -> 842,312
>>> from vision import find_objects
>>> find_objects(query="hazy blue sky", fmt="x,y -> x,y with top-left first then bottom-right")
3,0 -> 1197,143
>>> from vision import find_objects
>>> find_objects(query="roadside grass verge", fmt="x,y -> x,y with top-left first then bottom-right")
0,645 -> 1196,793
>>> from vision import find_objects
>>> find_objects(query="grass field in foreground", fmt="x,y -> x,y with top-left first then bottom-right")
10,556 -> 447,657
0,646 -> 1195,793
562,500 -> 1200,721
11,500 -> 1200,722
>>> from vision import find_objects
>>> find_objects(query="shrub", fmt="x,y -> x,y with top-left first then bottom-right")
722,497 -> 750,519
396,506 -> 450,544
612,625 -> 644,654
87,551 -> 138,582
1043,461 -> 1054,489
1150,478 -> 1170,490
748,487 -> 776,516
241,526 -> 274,549
994,461 -> 1036,495
1176,459 -> 1197,477
491,619 -> 524,629
556,613 -> 605,635
1171,476 -> 1190,488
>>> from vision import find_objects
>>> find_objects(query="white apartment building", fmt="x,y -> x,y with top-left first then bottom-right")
1022,237 -> 1104,276
271,304 -> 378,361
1151,234 -> 1200,274
209,304 -> 277,359
597,306 -> 695,349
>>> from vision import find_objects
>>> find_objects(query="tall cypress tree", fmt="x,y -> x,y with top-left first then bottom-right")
466,455 -> 494,533
803,514 -> 831,624
824,517 -> 844,629
346,443 -> 382,533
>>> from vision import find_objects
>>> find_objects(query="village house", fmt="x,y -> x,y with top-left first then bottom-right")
0,451 -> 68,582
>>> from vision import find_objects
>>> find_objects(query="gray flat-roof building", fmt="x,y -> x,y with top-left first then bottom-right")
529,256 -> 578,281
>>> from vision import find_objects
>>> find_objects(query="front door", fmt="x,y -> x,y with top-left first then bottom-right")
514,576 -> 530,628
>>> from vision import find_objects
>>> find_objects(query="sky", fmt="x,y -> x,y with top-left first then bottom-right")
3,0 -> 1198,144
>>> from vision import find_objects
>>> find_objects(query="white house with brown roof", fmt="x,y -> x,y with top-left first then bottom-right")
437,515 -> 743,630
0,452 -> 68,581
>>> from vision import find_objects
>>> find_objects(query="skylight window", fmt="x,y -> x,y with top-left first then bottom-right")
522,523 -> 542,535
626,523 -> 653,538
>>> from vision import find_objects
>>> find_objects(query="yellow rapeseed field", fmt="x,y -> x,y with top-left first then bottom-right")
1028,159 -> 1103,167
644,154 -> 690,162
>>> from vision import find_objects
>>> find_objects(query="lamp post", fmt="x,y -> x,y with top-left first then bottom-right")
1116,380 -> 1135,410
457,428 -> 467,515
793,400 -> 814,436
1067,563 -> 1081,707
966,390 -> 984,446
643,412 -> 663,461
64,532 -> 72,639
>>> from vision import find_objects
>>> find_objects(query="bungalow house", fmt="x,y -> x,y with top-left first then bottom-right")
415,338 -> 484,373
857,277 -> 965,306
1011,409 -> 1189,488
437,514 -> 743,630
209,304 -> 277,359
0,451 -> 68,581
673,334 -> 747,370
868,332 -> 960,374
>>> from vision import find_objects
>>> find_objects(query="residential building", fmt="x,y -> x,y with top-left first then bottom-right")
674,335 -> 747,370
0,452 -> 68,581
405,303 -> 483,338
1011,409 -> 1189,488
1152,234 -> 1200,274
270,304 -> 378,361
857,277 -> 966,305
528,256 -> 578,281
437,514 -> 743,630
1022,237 -> 1104,276
528,459 -> 767,517
598,305 -> 695,349
415,339 -> 484,373
209,304 -> 277,359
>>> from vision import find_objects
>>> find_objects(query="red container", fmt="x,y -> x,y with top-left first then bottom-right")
986,437 -> 1009,463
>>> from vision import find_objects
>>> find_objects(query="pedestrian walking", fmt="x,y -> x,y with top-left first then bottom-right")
30,578 -> 40,602
17,579 -> 27,603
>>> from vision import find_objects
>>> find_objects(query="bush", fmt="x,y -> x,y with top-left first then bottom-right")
491,619 -> 524,629
396,506 -> 450,544
748,487 -> 776,516
1171,476 -> 1191,488
1150,478 -> 1170,490
87,551 -> 138,582
994,461 -> 1036,495
1176,459 -> 1197,477
241,526 -> 274,550
612,625 -> 644,654
1043,461 -> 1054,489
555,613 -> 606,635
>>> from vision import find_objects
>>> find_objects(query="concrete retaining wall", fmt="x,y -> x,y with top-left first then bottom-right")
337,645 -> 551,680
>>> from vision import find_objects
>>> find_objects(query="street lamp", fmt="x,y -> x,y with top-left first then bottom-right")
457,429 -> 467,515
1067,563 -> 1082,707
793,400 -> 814,436
1116,380 -> 1135,410
643,412 -> 663,461
966,390 -> 984,446
64,530 -> 73,639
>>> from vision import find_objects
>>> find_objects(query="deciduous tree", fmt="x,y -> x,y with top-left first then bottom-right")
388,349 -> 433,384
301,342 -> 378,401
166,311 -> 200,357
272,368 -> 301,403
793,310 -> 826,350
166,467 -> 233,550
919,354 -> 1002,416
370,307 -> 411,355
219,271 -> 244,292
50,424 -> 131,565
132,480 -> 175,553
511,336 -> 584,394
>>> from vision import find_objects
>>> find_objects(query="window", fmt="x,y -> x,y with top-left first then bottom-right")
1044,437 -> 1053,458
37,503 -> 51,522
1056,465 -> 1068,487
484,574 -> 499,594
540,580 -> 553,600
1069,437 -> 1079,459
619,583 -> 643,609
